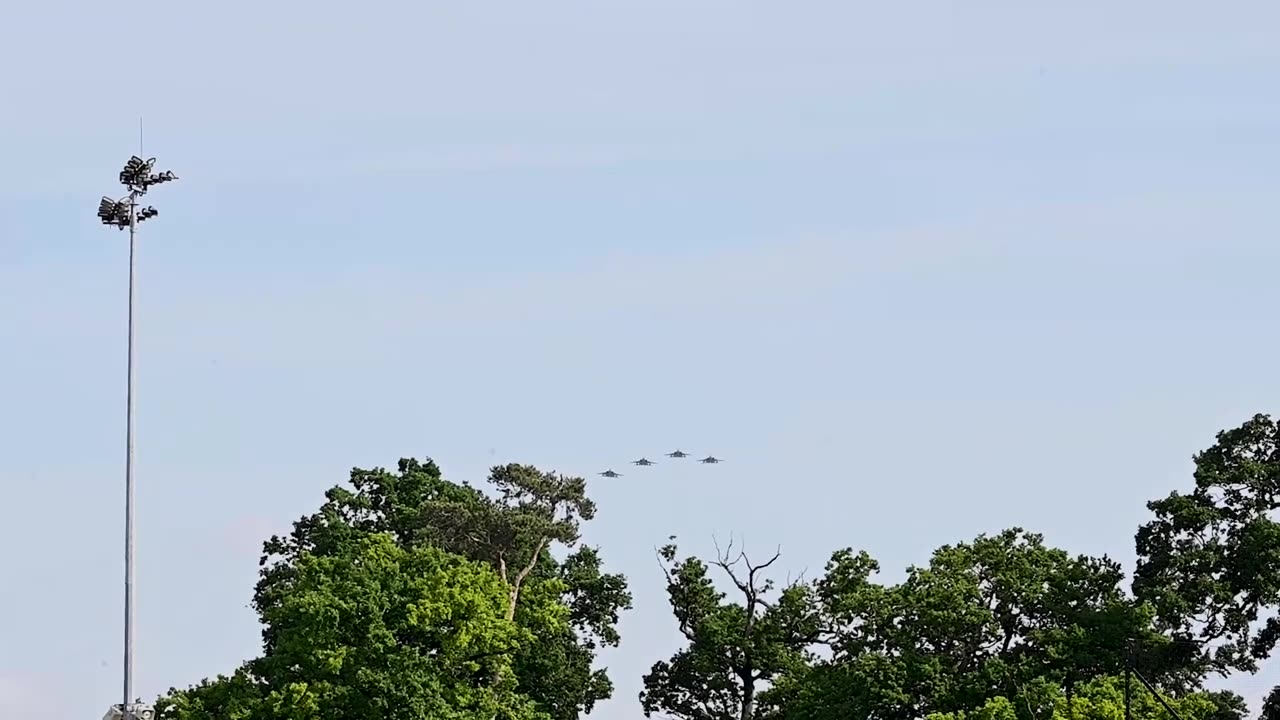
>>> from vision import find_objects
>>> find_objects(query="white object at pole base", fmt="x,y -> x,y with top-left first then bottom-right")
103,703 -> 155,720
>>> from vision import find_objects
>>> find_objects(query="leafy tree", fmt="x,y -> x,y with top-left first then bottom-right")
758,652 -> 914,720
511,545 -> 630,720
1199,691 -> 1247,720
907,530 -> 1164,690
164,458 -> 630,720
929,695 -> 1021,720
1134,414 -> 1280,674
1260,686 -> 1280,720
641,538 -> 819,720
925,675 -> 1220,720
765,530 -> 1174,720
159,534 -> 547,720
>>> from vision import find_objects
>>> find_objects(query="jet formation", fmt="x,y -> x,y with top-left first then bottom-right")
596,449 -> 722,477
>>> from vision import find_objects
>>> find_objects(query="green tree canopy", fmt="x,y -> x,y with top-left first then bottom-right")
158,534 -> 546,720
1260,686 -> 1280,720
1135,414 -> 1280,674
640,538 -> 819,720
775,529 -> 1171,720
925,676 -> 1222,720
161,458 -> 630,720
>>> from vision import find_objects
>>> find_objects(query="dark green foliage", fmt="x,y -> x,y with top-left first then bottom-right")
1135,414 -> 1280,674
773,529 -> 1170,720
160,535 -> 543,720
925,675 -> 1222,720
649,528 -> 1191,720
1260,686 -> 1280,720
161,458 -> 630,720
641,539 -> 819,720
1200,690 -> 1248,720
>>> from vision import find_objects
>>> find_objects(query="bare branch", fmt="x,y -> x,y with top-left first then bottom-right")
791,566 -> 810,587
713,534 -> 741,570
747,546 -> 782,590
713,552 -> 752,598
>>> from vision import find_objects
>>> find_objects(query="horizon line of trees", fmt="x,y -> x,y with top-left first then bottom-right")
156,413 -> 1280,720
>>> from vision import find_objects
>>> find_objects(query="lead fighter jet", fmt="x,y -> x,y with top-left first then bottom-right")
699,456 -> 722,464
598,469 -> 623,478
632,458 -> 656,466
666,450 -> 690,458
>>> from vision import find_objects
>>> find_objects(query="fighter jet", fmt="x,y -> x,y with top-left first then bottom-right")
666,450 -> 690,458
598,469 -> 623,478
632,458 -> 656,466
699,456 -> 722,464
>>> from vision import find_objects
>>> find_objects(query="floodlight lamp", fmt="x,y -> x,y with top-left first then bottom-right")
97,197 -> 117,223
97,196 -> 131,227
119,156 -> 143,184
119,156 -> 158,190
147,170 -> 177,186
103,703 -> 156,720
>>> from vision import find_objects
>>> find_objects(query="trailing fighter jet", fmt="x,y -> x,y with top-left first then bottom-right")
699,456 -> 722,464
666,450 -> 690,458
632,458 -> 656,466
598,469 -> 623,478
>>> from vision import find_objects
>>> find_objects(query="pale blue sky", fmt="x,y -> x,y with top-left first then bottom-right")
4,2 -> 1280,718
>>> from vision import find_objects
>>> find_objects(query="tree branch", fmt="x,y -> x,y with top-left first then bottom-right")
711,537 -> 782,608
515,537 -> 549,589
506,536 -> 550,621
655,546 -> 698,642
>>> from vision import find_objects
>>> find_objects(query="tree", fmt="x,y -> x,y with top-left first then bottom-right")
1200,691 -> 1248,720
1134,414 -> 1280,674
758,652 -> 914,720
511,545 -> 630,720
158,534 -> 547,720
410,462 -> 599,622
641,538 -> 819,720
1260,686 -> 1280,720
166,458 -> 630,720
924,676 -> 1221,720
903,530 -> 1166,691
764,530 -> 1174,720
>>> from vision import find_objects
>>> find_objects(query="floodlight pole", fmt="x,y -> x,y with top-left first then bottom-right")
97,150 -> 174,720
123,191 -> 138,719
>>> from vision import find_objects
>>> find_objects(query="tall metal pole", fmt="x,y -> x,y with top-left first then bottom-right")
123,193 -> 138,717
97,150 -> 174,720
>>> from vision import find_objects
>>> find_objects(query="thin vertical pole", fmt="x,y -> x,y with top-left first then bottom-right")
123,194 -> 137,718
1124,643 -> 1133,720
121,118 -> 143,720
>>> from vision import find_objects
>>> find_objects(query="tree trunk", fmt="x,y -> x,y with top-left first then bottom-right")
506,537 -> 549,622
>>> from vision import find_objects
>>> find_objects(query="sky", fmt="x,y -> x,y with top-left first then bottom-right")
3,1 -> 1280,718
